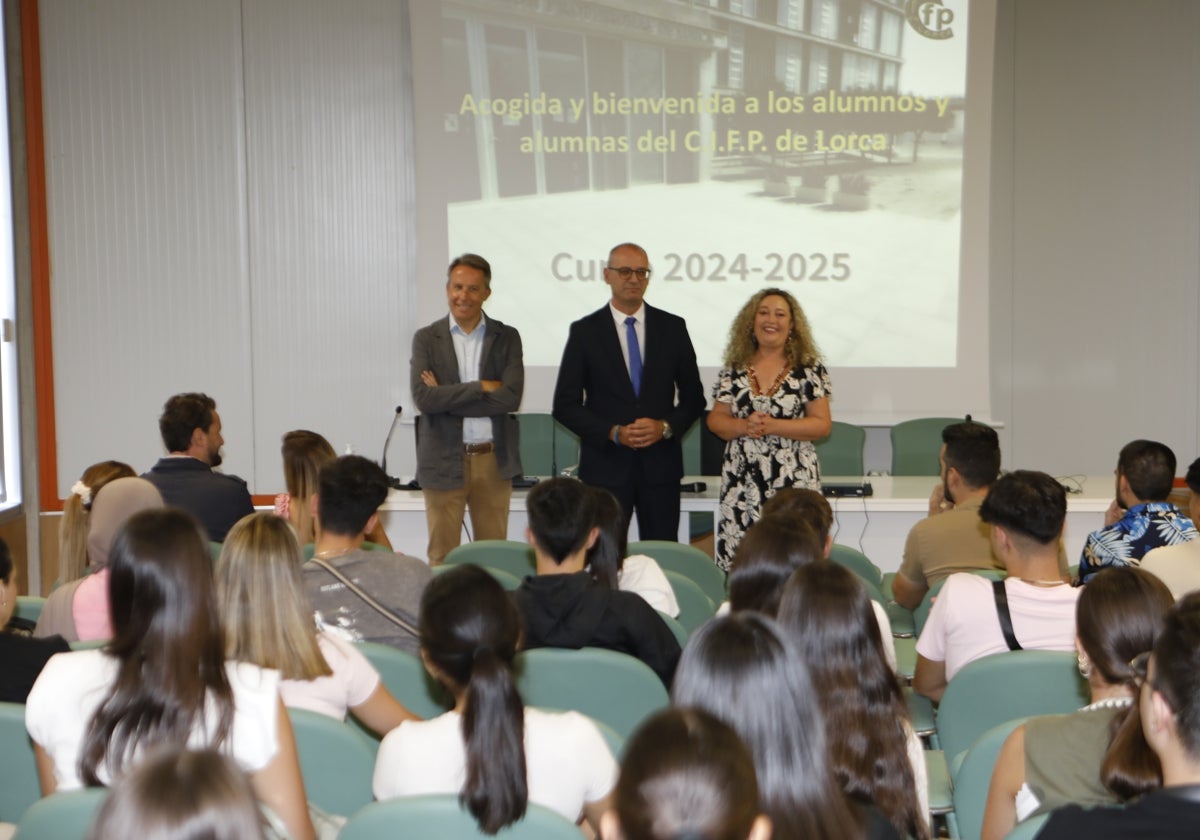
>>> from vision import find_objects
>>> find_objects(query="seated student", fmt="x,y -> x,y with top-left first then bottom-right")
0,538 -> 69,703
217,512 -> 417,735
725,515 -> 823,617
35,477 -> 164,642
915,470 -> 1080,703
85,747 -> 266,840
374,564 -> 615,833
511,477 -> 681,687
57,460 -> 136,586
1079,440 -> 1198,582
26,509 -> 314,840
302,455 -> 432,654
759,488 -> 896,669
981,567 -> 1173,839
587,487 -> 679,617
672,613 -> 898,840
1140,456 -> 1200,599
1038,593 -> 1200,838
601,707 -> 772,840
778,562 -> 929,839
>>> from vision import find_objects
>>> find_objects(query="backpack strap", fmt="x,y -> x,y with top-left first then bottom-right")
992,579 -> 1023,651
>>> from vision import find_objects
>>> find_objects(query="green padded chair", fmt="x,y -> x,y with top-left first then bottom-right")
0,701 -> 41,823
340,795 -> 582,840
519,412 -> 556,476
13,788 -> 107,840
913,569 -> 1006,637
514,647 -> 669,740
444,540 -> 536,579
355,641 -> 451,720
937,651 -> 1088,778
890,417 -> 974,476
905,686 -> 936,738
1004,812 -> 1049,839
680,420 -> 714,540
828,544 -> 887,604
434,563 -> 523,590
815,420 -> 866,476
15,597 -> 46,625
661,570 -> 716,637
627,541 -> 725,606
952,717 -> 1029,840
288,708 -> 376,816
656,611 -> 688,648
894,636 -> 917,681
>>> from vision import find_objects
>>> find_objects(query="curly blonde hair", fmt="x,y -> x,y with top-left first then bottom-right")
722,288 -> 821,369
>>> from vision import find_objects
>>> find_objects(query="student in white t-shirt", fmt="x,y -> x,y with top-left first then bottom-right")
25,509 -> 315,840
373,564 -> 616,833
915,471 -> 1080,702
586,487 -> 680,617
215,512 -> 416,734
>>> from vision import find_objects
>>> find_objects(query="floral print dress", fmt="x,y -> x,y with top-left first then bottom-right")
712,362 -> 832,571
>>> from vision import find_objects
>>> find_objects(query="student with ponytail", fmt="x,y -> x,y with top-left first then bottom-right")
372,564 -> 615,834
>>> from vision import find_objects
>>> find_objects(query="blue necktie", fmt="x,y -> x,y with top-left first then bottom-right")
625,316 -> 642,396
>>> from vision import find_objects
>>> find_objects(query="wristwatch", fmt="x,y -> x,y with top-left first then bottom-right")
661,421 -> 673,440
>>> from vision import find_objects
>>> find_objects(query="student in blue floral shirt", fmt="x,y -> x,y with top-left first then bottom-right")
1079,440 -> 1198,582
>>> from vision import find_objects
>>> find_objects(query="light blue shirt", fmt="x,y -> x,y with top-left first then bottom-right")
449,314 -> 492,444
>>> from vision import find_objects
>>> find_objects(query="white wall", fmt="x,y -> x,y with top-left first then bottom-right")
29,0 -> 1200,496
989,0 -> 1200,476
39,0 -> 415,495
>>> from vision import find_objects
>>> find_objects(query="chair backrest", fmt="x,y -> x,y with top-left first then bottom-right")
340,795 -> 582,840
890,417 -> 964,476
15,596 -> 47,625
287,708 -> 376,816
913,569 -> 1006,637
627,540 -> 726,606
952,717 -> 1029,840
937,651 -> 1088,775
515,647 -> 669,740
433,563 -> 523,591
661,570 -> 716,637
815,420 -> 866,476
0,701 -> 41,824
444,540 -> 537,579
354,642 -> 451,720
518,413 -> 581,477
828,544 -> 888,604
656,611 -> 688,648
1003,812 -> 1049,840
13,788 -> 107,840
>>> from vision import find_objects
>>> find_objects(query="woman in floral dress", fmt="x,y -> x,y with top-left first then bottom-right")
707,288 -> 832,570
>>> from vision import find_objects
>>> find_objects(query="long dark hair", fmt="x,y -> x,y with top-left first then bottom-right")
1082,567 -> 1173,799
727,515 -> 821,617
419,564 -> 526,834
80,509 -> 234,786
671,613 -> 859,840
778,562 -> 928,840
586,487 -> 625,590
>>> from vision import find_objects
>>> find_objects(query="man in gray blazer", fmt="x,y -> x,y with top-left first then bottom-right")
411,254 -> 523,564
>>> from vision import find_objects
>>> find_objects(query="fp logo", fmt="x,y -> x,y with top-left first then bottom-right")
906,0 -> 955,40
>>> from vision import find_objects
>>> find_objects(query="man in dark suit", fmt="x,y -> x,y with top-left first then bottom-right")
411,253 -> 524,564
553,242 -> 705,541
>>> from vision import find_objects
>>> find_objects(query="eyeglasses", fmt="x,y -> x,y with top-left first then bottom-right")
605,266 -> 651,281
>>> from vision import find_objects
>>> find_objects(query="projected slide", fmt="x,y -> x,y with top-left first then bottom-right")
414,0 -> 972,374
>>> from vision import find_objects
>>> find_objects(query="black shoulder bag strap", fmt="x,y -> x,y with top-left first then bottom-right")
309,557 -> 419,637
992,579 -> 1023,651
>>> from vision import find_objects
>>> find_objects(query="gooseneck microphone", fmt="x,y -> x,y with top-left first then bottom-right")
381,405 -> 403,489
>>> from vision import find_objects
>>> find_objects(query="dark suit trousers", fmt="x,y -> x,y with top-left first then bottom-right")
598,460 -> 680,541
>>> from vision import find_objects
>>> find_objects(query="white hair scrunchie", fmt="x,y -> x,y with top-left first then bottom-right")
70,480 -> 92,507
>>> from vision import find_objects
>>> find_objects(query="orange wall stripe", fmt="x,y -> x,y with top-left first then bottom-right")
21,0 -> 61,512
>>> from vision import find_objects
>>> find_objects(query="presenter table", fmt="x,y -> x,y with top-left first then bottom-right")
379,475 -> 1112,572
